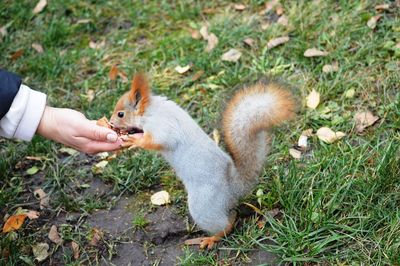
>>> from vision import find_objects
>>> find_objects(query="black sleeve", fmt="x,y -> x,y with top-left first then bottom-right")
0,69 -> 22,119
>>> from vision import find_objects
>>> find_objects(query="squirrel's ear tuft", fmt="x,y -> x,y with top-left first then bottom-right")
129,73 -> 150,115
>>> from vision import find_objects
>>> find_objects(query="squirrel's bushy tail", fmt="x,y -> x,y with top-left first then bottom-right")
222,82 -> 295,192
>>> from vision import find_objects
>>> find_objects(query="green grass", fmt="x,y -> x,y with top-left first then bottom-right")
1,0 -> 399,265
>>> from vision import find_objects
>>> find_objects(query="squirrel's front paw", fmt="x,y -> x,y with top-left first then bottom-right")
120,135 -> 138,149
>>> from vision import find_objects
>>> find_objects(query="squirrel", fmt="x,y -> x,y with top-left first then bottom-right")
108,73 -> 295,249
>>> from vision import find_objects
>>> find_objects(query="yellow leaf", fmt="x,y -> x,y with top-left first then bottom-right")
316,127 -> 345,144
175,65 -> 191,74
32,243 -> 49,262
289,148 -> 302,159
354,111 -> 379,133
2,214 -> 27,233
306,89 -> 320,109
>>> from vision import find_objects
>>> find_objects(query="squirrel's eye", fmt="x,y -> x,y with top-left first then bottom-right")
117,112 -> 124,118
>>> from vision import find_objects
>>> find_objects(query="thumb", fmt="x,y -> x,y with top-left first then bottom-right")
81,122 -> 118,142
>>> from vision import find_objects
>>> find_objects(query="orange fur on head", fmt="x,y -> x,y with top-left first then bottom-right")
129,73 -> 150,115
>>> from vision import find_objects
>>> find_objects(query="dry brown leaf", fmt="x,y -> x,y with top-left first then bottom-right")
32,243 -> 49,262
48,225 -> 63,244
275,5 -> 284,15
367,15 -> 381,29
304,48 -> 329,57
89,228 -> 104,246
109,65 -> 118,80
150,190 -> 171,205
267,36 -> 290,49
306,89 -> 320,109
322,62 -> 339,73
375,4 -> 390,11
354,111 -> 379,133
11,49 -> 24,61
33,0 -> 47,14
265,208 -> 281,218
71,241 -> 80,259
243,38 -> 255,47
277,15 -> 289,26
205,33 -> 218,52
289,148 -> 301,159
87,89 -> 95,102
31,43 -> 44,53
25,210 -> 40,219
2,214 -> 27,233
233,4 -> 246,11
221,49 -> 242,62
89,40 -> 105,49
316,127 -> 345,144
191,70 -> 204,81
190,29 -> 201,40
175,65 -> 191,74
302,129 -> 313,137
26,156 -> 46,161
118,70 -> 128,83
34,188 -> 50,209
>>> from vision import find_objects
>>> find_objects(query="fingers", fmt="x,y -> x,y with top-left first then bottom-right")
81,139 -> 123,154
80,122 -> 119,143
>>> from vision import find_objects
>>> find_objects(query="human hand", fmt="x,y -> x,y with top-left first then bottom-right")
37,106 -> 122,154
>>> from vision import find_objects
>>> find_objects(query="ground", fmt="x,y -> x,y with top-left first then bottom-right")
0,0 -> 399,265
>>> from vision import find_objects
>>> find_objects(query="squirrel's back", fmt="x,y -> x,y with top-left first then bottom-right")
222,81 -> 295,193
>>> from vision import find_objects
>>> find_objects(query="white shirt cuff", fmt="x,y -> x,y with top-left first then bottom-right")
0,84 -> 47,141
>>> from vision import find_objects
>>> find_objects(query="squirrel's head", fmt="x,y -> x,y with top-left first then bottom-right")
110,73 -> 150,135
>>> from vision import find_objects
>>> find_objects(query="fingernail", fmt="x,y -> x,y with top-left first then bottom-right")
107,133 -> 118,142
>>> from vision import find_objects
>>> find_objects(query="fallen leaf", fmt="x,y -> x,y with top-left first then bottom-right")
89,228 -> 103,246
31,43 -> 44,53
25,210 -> 40,219
118,70 -> 128,83
2,214 -> 27,233
190,29 -> 201,39
298,135 -> 308,149
59,147 -> 78,156
89,40 -> 105,49
202,8 -> 216,14
33,0 -> 47,14
265,0 -> 279,12
76,19 -> 91,24
221,48 -> 242,62
267,36 -> 290,49
243,38 -> 255,47
212,129 -> 220,144
87,89 -> 95,102
92,160 -> 108,174
48,225 -> 63,244
304,48 -> 329,57
71,241 -> 79,259
316,127 -> 346,144
344,88 -> 355,98
265,208 -> 281,218
34,188 -> 50,209
354,111 -> 379,133
26,166 -> 39,175
191,70 -> 204,81
289,148 -> 301,159
302,129 -> 313,137
375,4 -> 390,11
205,33 -> 218,52
32,243 -> 49,262
306,89 -> 320,109
233,4 -> 246,11
395,42 -> 400,49
0,25 -> 8,38
109,65 -> 119,80
11,49 -> 24,61
277,15 -> 289,26
322,62 -> 339,73
367,15 -> 381,29
199,26 -> 209,40
275,5 -> 284,15
257,220 -> 266,229
150,190 -> 171,206
175,65 -> 191,74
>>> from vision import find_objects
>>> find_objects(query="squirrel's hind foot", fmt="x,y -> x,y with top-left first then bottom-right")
184,236 -> 221,249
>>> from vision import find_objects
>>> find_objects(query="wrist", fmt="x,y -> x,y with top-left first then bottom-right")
37,106 -> 57,139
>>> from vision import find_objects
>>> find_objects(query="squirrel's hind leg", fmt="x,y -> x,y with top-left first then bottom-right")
185,211 -> 236,249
